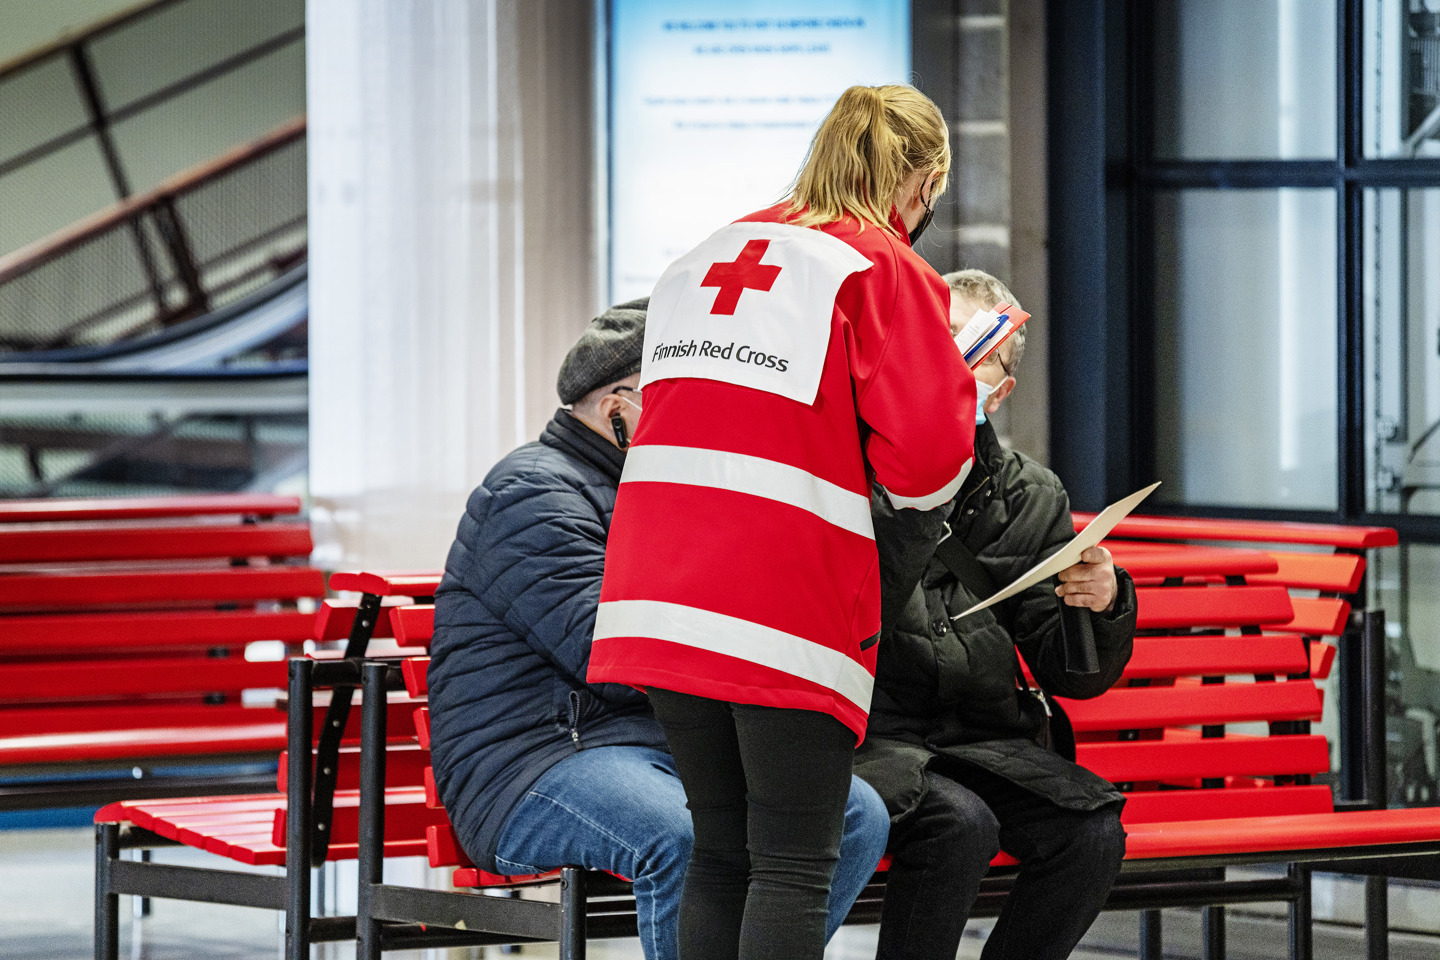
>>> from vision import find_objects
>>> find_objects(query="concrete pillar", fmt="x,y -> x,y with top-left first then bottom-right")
306,0 -> 596,570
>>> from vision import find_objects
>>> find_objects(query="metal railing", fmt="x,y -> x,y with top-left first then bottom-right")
0,0 -> 306,352
0,117 -> 306,351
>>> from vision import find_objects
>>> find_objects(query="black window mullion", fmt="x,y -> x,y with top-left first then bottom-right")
1128,0 -> 1157,497
1133,160 -> 1340,189
1339,0 -> 1365,520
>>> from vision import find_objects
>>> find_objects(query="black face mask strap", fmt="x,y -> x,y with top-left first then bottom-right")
909,182 -> 937,247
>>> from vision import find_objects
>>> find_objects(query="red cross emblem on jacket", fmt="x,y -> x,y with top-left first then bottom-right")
701,239 -> 782,315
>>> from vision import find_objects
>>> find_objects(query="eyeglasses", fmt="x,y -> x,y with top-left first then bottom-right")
612,386 -> 641,400
979,350 -> 1013,379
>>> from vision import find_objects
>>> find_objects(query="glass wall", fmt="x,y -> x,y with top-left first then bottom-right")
1079,2 -> 1440,805
1152,0 -> 1336,160
1154,188 -> 1337,509
1367,188 -> 1440,515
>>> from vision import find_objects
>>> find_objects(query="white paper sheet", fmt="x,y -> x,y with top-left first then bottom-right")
953,481 -> 1162,619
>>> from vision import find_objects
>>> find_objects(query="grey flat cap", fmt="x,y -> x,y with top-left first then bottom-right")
557,297 -> 648,404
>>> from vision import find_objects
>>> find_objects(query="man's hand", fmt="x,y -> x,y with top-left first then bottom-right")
1055,546 -> 1118,614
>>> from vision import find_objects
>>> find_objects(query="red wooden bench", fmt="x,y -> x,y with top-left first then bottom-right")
344,546 -> 1440,960
92,573 -> 440,960
0,494 -> 324,808
1079,519 -> 1392,810
86,519 -> 1424,960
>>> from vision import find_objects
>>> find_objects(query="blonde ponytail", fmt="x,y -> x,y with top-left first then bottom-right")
786,84 -> 950,235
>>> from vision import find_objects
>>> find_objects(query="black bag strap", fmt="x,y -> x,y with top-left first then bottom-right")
932,524 -> 997,599
934,524 -> 1098,678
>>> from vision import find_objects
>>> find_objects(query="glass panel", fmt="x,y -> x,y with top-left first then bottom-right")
109,43 -> 305,193
607,0 -> 912,301
0,134 -> 119,255
88,0 -> 304,112
1367,543 -> 1440,805
0,57 -> 90,167
1367,188 -> 1440,513
1363,1 -> 1440,158
1153,188 -> 1338,509
1152,0 -> 1337,159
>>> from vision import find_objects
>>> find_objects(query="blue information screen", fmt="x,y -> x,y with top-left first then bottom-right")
608,1 -> 912,302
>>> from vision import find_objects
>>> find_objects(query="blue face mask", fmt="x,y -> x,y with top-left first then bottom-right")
974,379 -> 997,425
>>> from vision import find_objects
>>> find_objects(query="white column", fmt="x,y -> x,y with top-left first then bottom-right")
306,0 -> 597,570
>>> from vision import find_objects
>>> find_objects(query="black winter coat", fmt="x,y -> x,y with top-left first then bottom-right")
854,422 -> 1137,823
427,410 -> 668,870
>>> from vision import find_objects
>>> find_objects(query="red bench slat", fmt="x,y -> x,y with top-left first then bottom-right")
312,600 -> 399,642
1122,634 -> 1308,679
0,524 -> 313,565
428,822 -> 471,868
1134,585 -> 1294,630
1310,642 -> 1337,680
1076,733 -> 1330,782
415,708 -> 431,750
392,606 -> 434,648
271,787 -> 443,847
0,567 -> 325,609
0,722 -> 287,766
307,695 -> 422,744
1248,551 -> 1365,594
1073,513 -> 1399,549
1,702 -> 284,738
0,609 -> 314,653
402,658 -> 429,698
0,655 -> 286,700
328,571 -> 443,598
1283,597 -> 1351,637
1059,681 -> 1322,731
96,793 -> 426,865
0,494 -> 301,524
277,744 -> 428,792
1105,544 -> 1278,581
1120,784 -> 1334,823
1123,807 -> 1440,861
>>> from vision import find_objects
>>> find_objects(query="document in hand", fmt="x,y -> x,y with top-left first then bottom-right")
953,481 -> 1162,620
954,302 -> 1032,369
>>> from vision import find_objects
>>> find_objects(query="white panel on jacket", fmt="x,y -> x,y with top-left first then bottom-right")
641,221 -> 873,406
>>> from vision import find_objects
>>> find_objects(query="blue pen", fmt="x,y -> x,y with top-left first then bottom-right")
962,314 -> 1009,364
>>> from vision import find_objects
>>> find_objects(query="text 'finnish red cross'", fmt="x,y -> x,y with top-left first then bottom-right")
700,239 -> 782,315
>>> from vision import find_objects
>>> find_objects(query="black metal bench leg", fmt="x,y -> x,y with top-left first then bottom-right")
357,663 -> 389,960
1139,909 -> 1162,960
1203,904 -> 1225,959
1287,865 -> 1312,960
95,823 -> 120,960
560,867 -> 587,960
135,849 -> 152,918
285,659 -> 314,960
1365,875 -> 1389,960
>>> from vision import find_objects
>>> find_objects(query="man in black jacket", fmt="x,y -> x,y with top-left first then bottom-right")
855,271 -> 1136,960
427,300 -> 889,960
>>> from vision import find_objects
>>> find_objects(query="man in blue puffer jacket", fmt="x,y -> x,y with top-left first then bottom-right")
427,299 -> 889,960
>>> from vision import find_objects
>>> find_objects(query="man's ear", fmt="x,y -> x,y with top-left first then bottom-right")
985,377 -> 1016,414
595,392 -> 623,421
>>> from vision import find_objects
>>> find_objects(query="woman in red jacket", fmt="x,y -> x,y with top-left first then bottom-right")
589,84 -> 976,960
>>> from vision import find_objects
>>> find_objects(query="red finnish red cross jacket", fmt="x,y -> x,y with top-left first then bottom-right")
586,203 -> 977,738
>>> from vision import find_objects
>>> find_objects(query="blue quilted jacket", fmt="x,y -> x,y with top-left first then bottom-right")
427,409 -> 667,870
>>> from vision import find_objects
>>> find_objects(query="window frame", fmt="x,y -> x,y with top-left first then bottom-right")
1048,0 -> 1440,542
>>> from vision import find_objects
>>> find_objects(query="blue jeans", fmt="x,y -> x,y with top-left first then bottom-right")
494,745 -> 888,960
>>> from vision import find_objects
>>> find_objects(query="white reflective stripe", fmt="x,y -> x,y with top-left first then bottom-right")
594,599 -> 873,712
621,445 -> 874,540
882,458 -> 974,511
